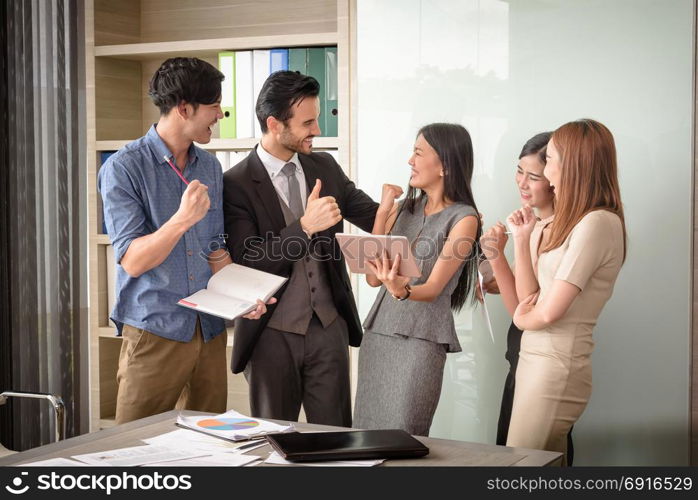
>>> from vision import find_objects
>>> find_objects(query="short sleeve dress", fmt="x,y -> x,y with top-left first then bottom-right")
505,210 -> 624,464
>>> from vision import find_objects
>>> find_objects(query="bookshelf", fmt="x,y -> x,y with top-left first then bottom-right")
85,0 -> 352,431
94,33 -> 338,59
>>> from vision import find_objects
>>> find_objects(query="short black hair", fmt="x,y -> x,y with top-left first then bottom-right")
255,71 -> 320,133
148,57 -> 224,115
519,131 -> 552,163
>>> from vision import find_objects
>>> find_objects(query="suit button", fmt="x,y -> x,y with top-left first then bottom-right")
308,272 -> 313,278
187,250 -> 193,256
305,257 -> 310,263
189,274 -> 194,281
311,287 -> 316,293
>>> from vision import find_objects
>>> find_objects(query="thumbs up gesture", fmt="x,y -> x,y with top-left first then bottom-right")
308,178 -> 322,202
300,179 -> 342,235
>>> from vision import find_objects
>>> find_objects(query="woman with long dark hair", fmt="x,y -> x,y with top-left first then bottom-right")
506,119 -> 626,464
480,132 -> 560,439
353,123 -> 481,436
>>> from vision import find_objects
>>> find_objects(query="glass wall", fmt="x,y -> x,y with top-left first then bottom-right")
355,0 -> 692,465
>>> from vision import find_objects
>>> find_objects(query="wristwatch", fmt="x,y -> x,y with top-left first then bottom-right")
392,283 -> 411,301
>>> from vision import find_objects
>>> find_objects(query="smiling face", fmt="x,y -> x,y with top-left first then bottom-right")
183,99 -> 224,144
543,138 -> 562,196
276,96 -> 321,155
408,134 -> 443,190
516,153 -> 554,209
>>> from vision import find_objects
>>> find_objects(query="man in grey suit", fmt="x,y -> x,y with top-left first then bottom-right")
223,71 -> 378,426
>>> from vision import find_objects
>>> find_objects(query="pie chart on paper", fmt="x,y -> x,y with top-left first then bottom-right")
197,418 -> 260,431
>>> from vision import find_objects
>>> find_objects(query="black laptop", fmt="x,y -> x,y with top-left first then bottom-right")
265,429 -> 429,462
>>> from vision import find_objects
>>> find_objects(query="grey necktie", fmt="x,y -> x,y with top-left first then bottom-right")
280,162 -> 304,218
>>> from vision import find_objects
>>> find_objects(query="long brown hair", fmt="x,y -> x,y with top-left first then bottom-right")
541,119 -> 626,260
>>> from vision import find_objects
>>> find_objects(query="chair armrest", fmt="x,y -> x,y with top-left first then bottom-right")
0,391 -> 66,442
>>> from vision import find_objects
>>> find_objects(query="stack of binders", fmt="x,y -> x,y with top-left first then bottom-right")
218,47 -> 338,139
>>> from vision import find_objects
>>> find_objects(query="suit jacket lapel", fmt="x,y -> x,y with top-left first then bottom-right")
298,153 -> 318,197
248,147 -> 286,231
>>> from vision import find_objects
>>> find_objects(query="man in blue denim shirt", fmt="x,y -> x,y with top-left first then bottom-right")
98,58 -> 269,424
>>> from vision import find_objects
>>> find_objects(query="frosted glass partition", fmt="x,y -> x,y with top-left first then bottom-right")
355,0 -> 692,465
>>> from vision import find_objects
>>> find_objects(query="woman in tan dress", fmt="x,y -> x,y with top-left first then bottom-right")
505,119 -> 626,465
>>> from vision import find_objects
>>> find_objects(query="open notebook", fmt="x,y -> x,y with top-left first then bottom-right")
177,263 -> 286,320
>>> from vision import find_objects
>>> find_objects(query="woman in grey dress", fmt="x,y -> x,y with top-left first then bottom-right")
353,123 -> 481,436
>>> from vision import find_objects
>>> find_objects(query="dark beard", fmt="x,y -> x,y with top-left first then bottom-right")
279,128 -> 311,153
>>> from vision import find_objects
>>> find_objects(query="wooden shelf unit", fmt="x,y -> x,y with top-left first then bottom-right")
93,234 -> 110,245
85,0 -> 352,431
94,32 -> 338,60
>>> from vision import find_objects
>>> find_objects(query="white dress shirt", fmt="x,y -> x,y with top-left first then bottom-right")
256,143 -> 308,210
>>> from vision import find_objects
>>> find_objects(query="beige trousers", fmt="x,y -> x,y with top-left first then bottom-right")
115,321 -> 227,424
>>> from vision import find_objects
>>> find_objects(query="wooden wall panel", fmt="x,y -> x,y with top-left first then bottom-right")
140,59 -> 161,135
95,58 -> 142,141
96,244 -> 109,329
86,0 -> 101,432
140,0 -> 336,42
94,0 -> 141,45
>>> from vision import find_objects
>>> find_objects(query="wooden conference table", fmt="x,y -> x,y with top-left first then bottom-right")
0,410 -> 562,467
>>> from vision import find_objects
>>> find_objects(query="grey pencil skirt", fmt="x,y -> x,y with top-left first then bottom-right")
353,329 -> 448,437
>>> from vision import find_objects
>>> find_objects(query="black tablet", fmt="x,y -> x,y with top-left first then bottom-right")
265,430 -> 429,462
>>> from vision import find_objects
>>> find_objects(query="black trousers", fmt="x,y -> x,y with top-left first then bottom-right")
244,314 -> 351,427
496,322 -> 575,465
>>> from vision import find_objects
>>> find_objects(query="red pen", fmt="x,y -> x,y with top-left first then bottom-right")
164,155 -> 190,185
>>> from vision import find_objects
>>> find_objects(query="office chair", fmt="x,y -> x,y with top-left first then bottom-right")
0,390 -> 66,456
